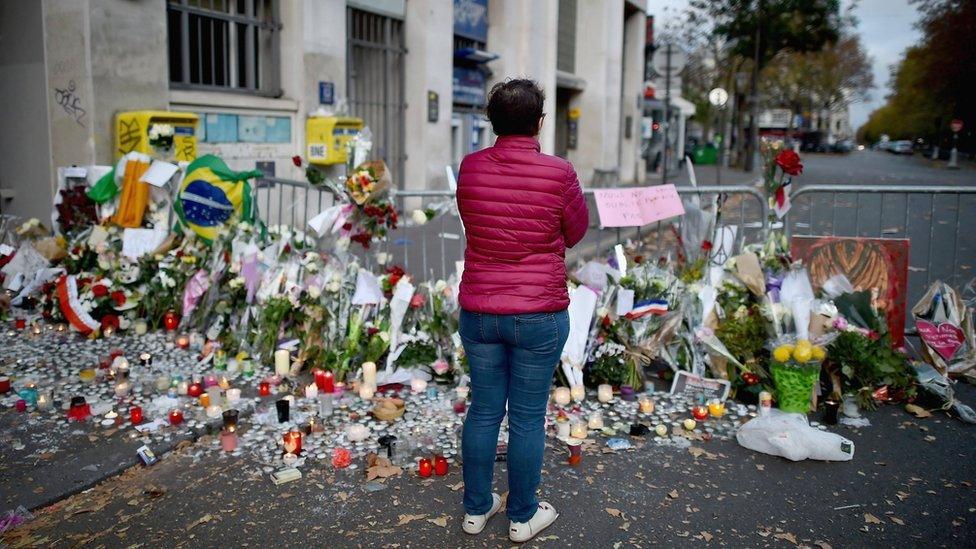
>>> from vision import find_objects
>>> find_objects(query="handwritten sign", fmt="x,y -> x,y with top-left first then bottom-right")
593,185 -> 685,227
669,371 -> 731,401
916,320 -> 965,361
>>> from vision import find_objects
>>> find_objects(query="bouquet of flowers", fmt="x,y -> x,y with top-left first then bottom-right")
769,337 -> 827,413
148,123 -> 174,151
759,138 -> 803,219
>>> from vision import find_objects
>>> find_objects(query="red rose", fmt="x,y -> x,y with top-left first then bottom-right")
774,150 -> 803,176
111,290 -> 126,307
367,327 -> 379,337
409,293 -> 425,308
601,315 -> 611,328
342,222 -> 353,232
291,155 -> 303,168
701,240 -> 713,252
92,284 -> 108,298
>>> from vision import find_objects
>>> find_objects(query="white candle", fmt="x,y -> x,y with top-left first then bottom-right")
359,384 -> 375,400
556,420 -> 571,438
305,383 -> 319,399
115,380 -> 132,397
569,420 -> 587,439
177,381 -> 189,395
274,349 -> 291,377
570,384 -> 586,403
361,361 -> 377,390
346,424 -> 369,442
226,359 -> 240,373
36,393 -> 52,411
206,405 -> 222,419
207,387 -> 222,407
410,378 -> 428,394
133,319 -> 148,335
639,397 -> 655,414
597,384 -> 614,403
155,375 -> 169,393
226,388 -> 241,405
587,411 -> 604,430
553,387 -> 571,406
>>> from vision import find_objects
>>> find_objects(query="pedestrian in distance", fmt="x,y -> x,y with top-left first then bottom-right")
455,78 -> 589,543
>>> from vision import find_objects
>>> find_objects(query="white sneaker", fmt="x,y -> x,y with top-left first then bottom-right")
509,501 -> 558,543
462,493 -> 502,535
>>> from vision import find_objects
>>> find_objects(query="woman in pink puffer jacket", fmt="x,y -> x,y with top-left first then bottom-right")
456,79 -> 588,543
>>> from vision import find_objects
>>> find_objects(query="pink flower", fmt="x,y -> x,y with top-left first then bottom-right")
832,317 -> 849,331
432,359 -> 450,375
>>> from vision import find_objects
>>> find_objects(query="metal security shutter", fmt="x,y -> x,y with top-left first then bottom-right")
346,7 -> 406,188
557,0 -> 577,74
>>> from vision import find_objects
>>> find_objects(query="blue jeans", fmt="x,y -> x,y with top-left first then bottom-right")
459,308 -> 570,522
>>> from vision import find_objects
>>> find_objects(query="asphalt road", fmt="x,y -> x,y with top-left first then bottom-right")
4,382 -> 975,548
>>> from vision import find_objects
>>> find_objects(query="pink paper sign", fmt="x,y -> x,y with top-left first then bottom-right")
593,185 -> 685,228
916,320 -> 965,361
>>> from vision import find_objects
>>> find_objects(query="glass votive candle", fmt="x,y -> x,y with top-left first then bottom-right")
0,376 -> 10,393
305,383 -> 319,399
359,385 -> 375,400
317,393 -> 334,417
220,430 -> 238,452
556,418 -> 572,438
553,387 -> 571,406
114,380 -> 132,398
199,394 -> 211,408
259,381 -> 271,397
169,409 -> 184,425
226,388 -> 241,405
410,378 -> 428,394
418,457 -> 433,478
203,375 -> 218,388
36,392 -> 53,411
346,424 -> 369,442
707,399 -> 726,418
691,405 -> 709,421
187,382 -> 203,398
587,411 -> 604,430
619,385 -> 635,401
175,334 -> 190,349
433,454 -> 449,476
639,397 -> 655,414
283,430 -> 303,455
207,387 -> 222,407
218,376 -> 230,390
597,384 -> 614,403
206,404 -> 222,419
222,409 -> 239,431
133,319 -> 148,335
570,384 -> 585,403
130,406 -> 143,424
456,385 -> 470,400
570,419 -> 588,439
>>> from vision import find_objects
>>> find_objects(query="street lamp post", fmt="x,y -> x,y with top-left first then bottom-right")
948,118 -> 963,169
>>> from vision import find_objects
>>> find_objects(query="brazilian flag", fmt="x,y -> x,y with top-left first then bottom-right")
174,155 -> 262,243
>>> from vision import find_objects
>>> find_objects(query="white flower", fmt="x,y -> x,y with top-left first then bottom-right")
375,252 -> 389,266
229,277 -> 245,289
596,307 -> 609,319
326,280 -> 341,293
411,209 -> 428,225
307,285 -> 322,299
434,280 -> 448,293
335,236 -> 350,252
229,262 -> 241,274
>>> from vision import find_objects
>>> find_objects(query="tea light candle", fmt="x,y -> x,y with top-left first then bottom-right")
169,409 -> 184,425
36,392 -> 52,411
654,423 -> 669,437
359,384 -> 375,400
226,388 -> 241,405
206,404 -> 222,419
346,424 -> 369,442
418,457 -> 433,478
708,399 -> 726,418
220,430 -> 238,452
553,387 -> 571,406
587,412 -> 604,430
274,349 -> 290,377
570,420 -> 588,439
138,352 -> 152,367
361,361 -> 377,390
597,384 -> 614,403
133,319 -> 148,335
433,454 -> 449,476
691,405 -> 709,421
175,334 -> 190,349
683,418 -> 697,431
410,378 -> 428,394
556,419 -> 572,438
114,379 -> 132,397
305,383 -> 319,399
570,384 -> 586,403
203,375 -> 218,388
218,376 -> 230,390
259,381 -> 271,397
639,397 -> 655,414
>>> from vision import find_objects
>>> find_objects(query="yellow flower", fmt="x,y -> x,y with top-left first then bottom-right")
793,345 -> 813,363
811,346 -> 826,361
773,345 -> 793,363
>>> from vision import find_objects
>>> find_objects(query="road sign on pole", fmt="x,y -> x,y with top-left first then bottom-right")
708,87 -> 729,108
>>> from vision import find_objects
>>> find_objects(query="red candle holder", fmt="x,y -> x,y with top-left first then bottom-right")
130,406 -> 143,425
187,382 -> 203,398
68,397 -> 91,422
418,457 -> 433,478
453,399 -> 467,415
691,405 -> 709,421
314,370 -> 335,393
163,311 -> 179,331
15,318 -> 26,330
283,430 -> 303,455
221,430 -> 238,452
0,376 -> 10,393
259,381 -> 271,397
433,454 -> 449,476
168,409 -> 184,425
567,441 -> 582,466
175,335 -> 190,350
15,399 -> 27,412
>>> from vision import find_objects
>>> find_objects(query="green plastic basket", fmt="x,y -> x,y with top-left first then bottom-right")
770,362 -> 821,413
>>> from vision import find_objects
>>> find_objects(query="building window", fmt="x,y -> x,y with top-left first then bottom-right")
197,113 -> 291,143
167,0 -> 282,96
557,0 -> 577,74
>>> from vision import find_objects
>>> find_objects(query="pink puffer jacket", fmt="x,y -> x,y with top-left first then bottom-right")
456,135 -> 589,314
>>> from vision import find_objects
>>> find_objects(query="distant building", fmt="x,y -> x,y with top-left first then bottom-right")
1,0 -> 646,221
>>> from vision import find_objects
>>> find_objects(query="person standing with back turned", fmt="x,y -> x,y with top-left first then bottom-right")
455,78 -> 589,543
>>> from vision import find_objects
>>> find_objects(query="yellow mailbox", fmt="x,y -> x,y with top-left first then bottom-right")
306,116 -> 364,165
115,110 -> 199,162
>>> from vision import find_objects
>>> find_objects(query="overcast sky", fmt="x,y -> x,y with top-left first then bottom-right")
645,0 -> 923,130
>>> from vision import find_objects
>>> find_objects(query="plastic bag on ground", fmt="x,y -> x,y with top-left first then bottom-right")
736,409 -> 855,461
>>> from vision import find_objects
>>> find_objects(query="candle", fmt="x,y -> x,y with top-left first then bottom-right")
587,412 -> 604,430
130,406 -> 143,424
620,385 -> 635,401
276,399 -> 290,423
317,393 -> 334,417
553,387 -> 571,406
80,369 -> 97,383
346,424 -> 369,442
0,376 -> 10,393
639,397 -> 655,414
597,384 -> 613,403
187,382 -> 203,398
169,409 -> 184,425
305,383 -> 319,399
654,423 -> 669,437
220,430 -> 238,452
114,380 -> 132,398
214,350 -> 227,371
15,399 -> 27,412
315,370 -> 334,393
259,381 -> 271,397
418,458 -> 433,478
102,326 -> 114,338
556,419 -> 571,438
456,385 -> 470,400
207,387 -> 222,407
567,440 -> 583,466
453,399 -> 467,414
218,376 -> 230,390
570,384 -> 585,403
361,361 -> 377,390
410,378 -> 428,394
20,384 -> 38,407
226,388 -> 241,405
133,319 -> 148,335
433,454 -> 449,476
177,380 -> 189,395
708,400 -> 726,418
570,420 -> 587,439
138,352 -> 152,367
334,382 -> 346,396
691,405 -> 709,421
112,356 -> 130,376
226,358 -> 240,373
359,385 -> 375,400
36,392 -> 52,411
175,335 -> 190,349
14,318 -> 26,330
241,359 -> 254,377
206,405 -> 222,419
163,310 -> 179,331
283,430 -> 303,455
199,394 -> 211,408
203,375 -> 218,388
274,349 -> 291,377
222,409 -> 239,431
683,418 -> 697,431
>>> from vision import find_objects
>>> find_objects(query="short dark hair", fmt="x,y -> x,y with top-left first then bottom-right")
485,79 -> 545,136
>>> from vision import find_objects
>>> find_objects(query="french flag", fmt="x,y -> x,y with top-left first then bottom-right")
625,299 -> 669,320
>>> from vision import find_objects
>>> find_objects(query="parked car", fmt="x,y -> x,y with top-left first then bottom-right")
832,139 -> 854,153
889,140 -> 914,155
